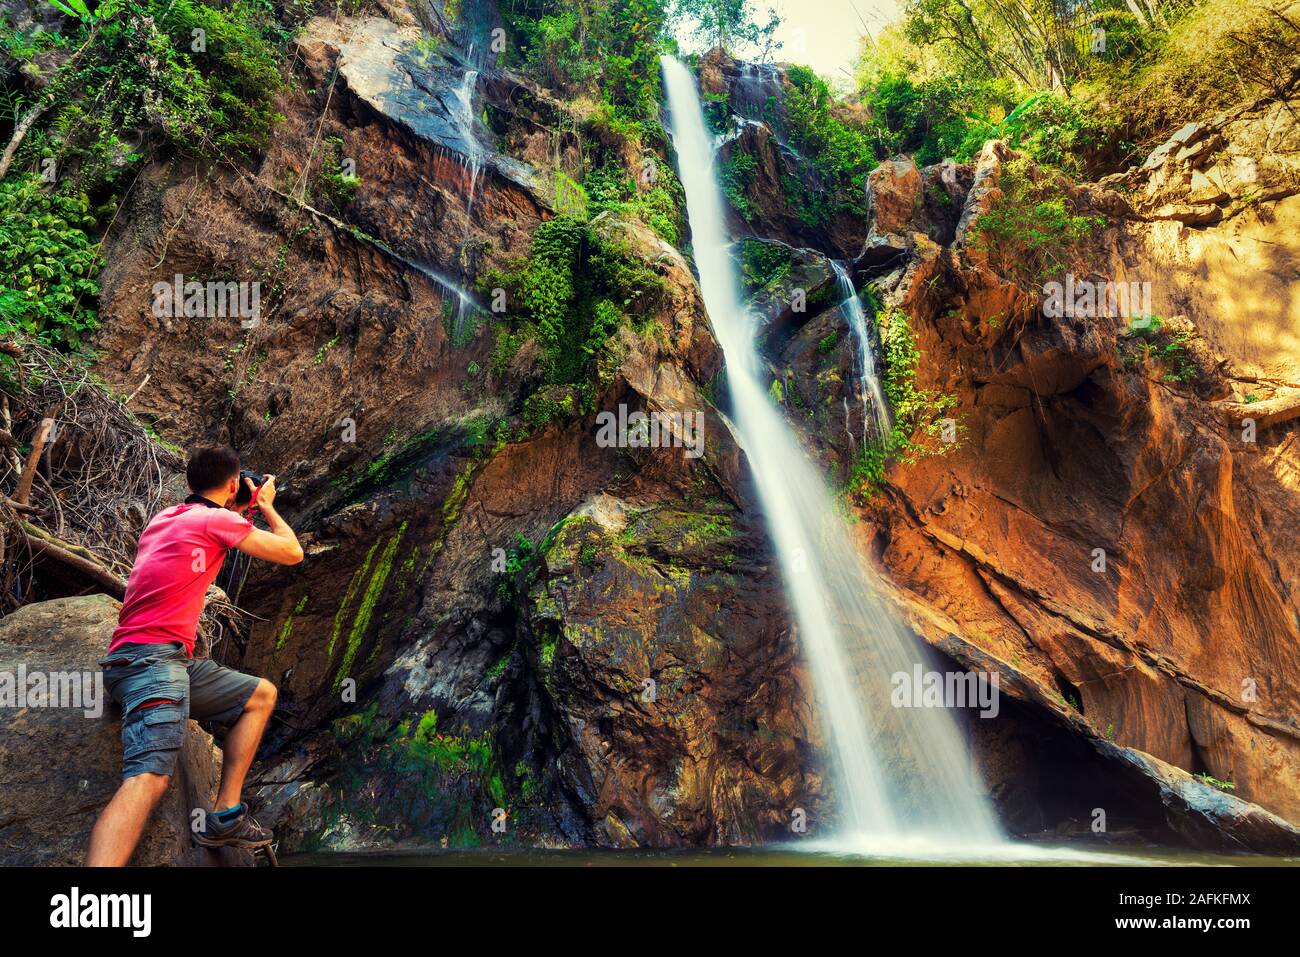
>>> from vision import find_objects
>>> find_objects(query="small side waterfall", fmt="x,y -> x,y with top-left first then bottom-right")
451,67 -> 483,207
661,56 -> 1001,852
411,260 -> 477,345
832,262 -> 891,444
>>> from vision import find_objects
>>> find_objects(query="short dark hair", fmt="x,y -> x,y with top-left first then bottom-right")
186,445 -> 240,493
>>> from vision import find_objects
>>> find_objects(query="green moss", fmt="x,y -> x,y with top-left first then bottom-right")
539,628 -> 559,670
332,427 -> 443,500
326,539 -> 381,658
273,593 -> 309,660
333,522 -> 407,692
487,650 -> 511,679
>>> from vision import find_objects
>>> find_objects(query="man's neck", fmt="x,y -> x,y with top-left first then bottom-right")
185,493 -> 225,509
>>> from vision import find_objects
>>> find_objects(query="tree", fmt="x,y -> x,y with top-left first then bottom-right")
672,0 -> 782,56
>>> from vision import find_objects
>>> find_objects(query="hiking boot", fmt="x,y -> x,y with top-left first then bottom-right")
195,803 -> 273,849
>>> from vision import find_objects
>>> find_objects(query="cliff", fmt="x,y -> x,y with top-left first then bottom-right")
3,3 -> 1299,858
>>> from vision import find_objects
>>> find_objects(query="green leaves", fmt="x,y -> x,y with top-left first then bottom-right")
782,65 -> 875,219
46,0 -> 94,22
969,157 -> 1106,286
0,174 -> 101,348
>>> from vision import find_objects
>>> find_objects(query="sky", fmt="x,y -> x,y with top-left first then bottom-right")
675,0 -> 904,90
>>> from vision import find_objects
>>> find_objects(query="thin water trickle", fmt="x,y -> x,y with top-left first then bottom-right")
661,55 -> 1001,849
832,261 -> 891,444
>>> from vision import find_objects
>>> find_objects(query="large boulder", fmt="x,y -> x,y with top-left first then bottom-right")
0,595 -> 251,866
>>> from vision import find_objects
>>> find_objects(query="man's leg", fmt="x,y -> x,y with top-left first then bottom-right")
188,660 -> 276,847
86,773 -> 172,867
214,678 -> 276,810
88,643 -> 190,866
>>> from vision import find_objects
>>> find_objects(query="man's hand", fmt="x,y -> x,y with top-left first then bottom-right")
236,475 -> 303,566
255,474 -> 278,510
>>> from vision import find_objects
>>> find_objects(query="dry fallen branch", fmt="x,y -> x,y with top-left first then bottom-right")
13,403 -> 61,506
0,336 -> 188,610
18,520 -> 126,599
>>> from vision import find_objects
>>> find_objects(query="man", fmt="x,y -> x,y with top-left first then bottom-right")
86,445 -> 303,866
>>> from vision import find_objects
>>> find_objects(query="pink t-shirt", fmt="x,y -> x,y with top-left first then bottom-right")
107,503 -> 254,656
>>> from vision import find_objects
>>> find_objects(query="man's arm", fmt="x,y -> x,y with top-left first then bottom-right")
235,476 -> 303,565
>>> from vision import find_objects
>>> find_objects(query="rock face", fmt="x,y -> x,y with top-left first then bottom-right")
1104,100 -> 1300,384
0,596 -> 250,866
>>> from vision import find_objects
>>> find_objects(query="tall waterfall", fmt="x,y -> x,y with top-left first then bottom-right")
660,56 -> 1001,851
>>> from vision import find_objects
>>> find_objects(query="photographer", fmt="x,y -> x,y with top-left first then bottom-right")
85,445 -> 303,866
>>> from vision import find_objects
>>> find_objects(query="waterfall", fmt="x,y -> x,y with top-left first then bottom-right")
410,260 -> 477,345
660,56 -> 1001,852
832,262 -> 891,445
451,68 -> 482,208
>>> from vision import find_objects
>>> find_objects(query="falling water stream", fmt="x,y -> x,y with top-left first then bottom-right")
832,261 -> 891,445
451,67 -> 483,208
661,56 -> 1002,853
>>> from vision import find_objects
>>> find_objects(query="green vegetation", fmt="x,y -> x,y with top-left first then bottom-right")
495,532 -> 539,604
333,523 -> 407,692
5,0 -> 284,185
581,156 -> 685,245
1197,772 -> 1236,792
968,157 -> 1106,286
672,0 -> 782,59
781,65 -> 877,218
273,593 -> 310,658
499,0 -> 667,124
853,0 -> 1299,179
738,238 -> 791,292
1120,316 -> 1198,384
481,215 -> 665,428
848,301 -> 958,501
401,710 -> 496,776
315,135 -> 359,210
0,175 -> 100,346
0,0 -> 292,352
717,148 -> 757,221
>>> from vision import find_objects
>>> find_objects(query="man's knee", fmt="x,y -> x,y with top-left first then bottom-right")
247,678 -> 277,713
124,771 -> 172,800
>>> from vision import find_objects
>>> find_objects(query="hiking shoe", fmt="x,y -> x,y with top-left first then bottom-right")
195,804 -> 273,849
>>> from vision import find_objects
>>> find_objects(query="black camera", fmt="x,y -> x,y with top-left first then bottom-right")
234,469 -> 266,506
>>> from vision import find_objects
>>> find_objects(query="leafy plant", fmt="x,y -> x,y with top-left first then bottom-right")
969,157 -> 1106,286
1197,772 -> 1236,792
486,215 -> 664,394
0,175 -> 101,347
1120,316 -> 1197,384
847,301 -> 958,501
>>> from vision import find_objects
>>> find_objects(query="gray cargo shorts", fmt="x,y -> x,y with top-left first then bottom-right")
98,641 -> 261,779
